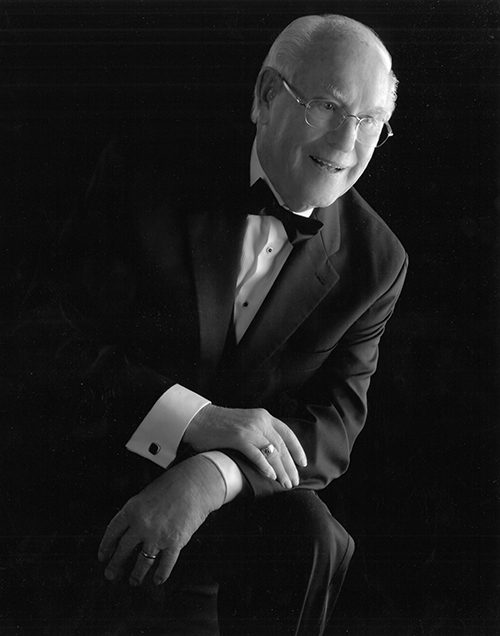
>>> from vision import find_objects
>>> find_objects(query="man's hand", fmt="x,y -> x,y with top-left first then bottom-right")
183,405 -> 307,490
98,455 -> 225,586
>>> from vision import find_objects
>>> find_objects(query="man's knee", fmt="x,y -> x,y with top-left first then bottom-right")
246,489 -> 354,586
285,490 -> 354,578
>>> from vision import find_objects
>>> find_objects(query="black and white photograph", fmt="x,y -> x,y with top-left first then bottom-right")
0,1 -> 497,634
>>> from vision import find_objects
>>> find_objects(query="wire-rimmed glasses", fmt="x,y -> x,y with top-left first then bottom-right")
280,75 -> 393,148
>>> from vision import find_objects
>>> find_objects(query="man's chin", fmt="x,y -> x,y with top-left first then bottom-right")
305,173 -> 352,208
286,177 -> 349,211
308,187 -> 347,210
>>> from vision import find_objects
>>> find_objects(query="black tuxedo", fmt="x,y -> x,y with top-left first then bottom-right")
60,137 -> 407,498
2,136 -> 407,634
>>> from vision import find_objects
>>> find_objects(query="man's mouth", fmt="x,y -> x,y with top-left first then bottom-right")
310,155 -> 346,173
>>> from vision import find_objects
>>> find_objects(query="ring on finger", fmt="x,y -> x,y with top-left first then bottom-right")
140,550 -> 158,560
260,443 -> 276,458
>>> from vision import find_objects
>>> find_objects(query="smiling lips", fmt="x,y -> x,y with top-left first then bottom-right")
310,155 -> 346,172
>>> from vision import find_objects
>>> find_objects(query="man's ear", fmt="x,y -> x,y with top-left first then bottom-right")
255,67 -> 281,123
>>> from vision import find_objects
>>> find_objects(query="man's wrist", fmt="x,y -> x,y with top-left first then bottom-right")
190,455 -> 227,511
182,403 -> 215,448
200,450 -> 245,503
199,454 -> 228,502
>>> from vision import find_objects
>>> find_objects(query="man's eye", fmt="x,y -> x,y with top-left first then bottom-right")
310,101 -> 338,113
318,101 -> 337,112
360,117 -> 382,130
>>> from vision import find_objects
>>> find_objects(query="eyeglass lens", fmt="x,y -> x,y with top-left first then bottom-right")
305,102 -> 389,147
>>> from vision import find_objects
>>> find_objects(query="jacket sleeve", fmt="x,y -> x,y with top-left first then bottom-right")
4,140 -> 183,495
51,141 -> 180,445
225,252 -> 408,497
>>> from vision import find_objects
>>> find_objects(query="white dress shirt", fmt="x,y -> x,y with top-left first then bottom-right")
125,142 -> 313,502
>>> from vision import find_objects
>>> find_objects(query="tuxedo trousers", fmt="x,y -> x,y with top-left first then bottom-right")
6,490 -> 353,636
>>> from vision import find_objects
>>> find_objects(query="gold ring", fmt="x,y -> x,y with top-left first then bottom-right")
141,550 -> 158,560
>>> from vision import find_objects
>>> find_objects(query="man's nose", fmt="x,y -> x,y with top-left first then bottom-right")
325,117 -> 358,153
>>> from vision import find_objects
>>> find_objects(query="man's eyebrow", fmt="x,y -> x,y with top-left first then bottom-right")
367,106 -> 391,119
322,83 -> 349,103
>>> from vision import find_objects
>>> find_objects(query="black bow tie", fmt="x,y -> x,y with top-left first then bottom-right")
246,179 -> 323,246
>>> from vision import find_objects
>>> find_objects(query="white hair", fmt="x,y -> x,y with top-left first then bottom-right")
250,14 -> 398,123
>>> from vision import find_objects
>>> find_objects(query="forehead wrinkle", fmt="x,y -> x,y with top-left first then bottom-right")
294,32 -> 394,117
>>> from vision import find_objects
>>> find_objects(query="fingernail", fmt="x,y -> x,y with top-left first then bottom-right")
300,458 -> 307,467
283,479 -> 292,490
97,551 -> 105,562
154,577 -> 164,586
104,569 -> 115,581
129,578 -> 139,587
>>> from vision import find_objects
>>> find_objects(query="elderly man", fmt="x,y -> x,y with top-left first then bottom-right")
12,13 -> 406,636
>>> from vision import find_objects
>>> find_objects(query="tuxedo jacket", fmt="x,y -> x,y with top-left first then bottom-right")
50,137 -> 408,502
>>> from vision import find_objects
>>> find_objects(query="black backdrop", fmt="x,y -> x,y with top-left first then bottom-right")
1,1 -> 498,634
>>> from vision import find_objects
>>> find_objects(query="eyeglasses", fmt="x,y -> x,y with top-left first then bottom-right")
280,76 -> 393,148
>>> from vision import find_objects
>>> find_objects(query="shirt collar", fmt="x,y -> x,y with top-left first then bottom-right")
250,140 -> 314,218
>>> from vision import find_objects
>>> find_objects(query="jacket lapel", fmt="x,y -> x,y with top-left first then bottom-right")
235,201 -> 342,370
187,205 -> 246,382
188,193 -> 342,379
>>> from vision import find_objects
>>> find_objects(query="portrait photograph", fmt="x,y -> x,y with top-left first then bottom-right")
0,1 -> 497,634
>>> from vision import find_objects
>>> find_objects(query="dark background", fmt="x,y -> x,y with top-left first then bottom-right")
1,0 -> 498,634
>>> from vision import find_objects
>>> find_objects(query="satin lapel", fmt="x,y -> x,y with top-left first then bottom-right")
188,206 -> 247,381
235,200 -> 342,370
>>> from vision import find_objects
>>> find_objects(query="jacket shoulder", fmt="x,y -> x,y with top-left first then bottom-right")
340,187 -> 407,267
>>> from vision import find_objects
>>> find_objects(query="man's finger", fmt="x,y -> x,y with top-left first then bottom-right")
104,530 -> 139,581
264,432 -> 298,488
129,547 -> 160,586
265,449 -> 293,490
98,511 -> 129,562
273,419 -> 307,467
241,443 -> 277,480
153,547 -> 181,586
276,441 -> 300,487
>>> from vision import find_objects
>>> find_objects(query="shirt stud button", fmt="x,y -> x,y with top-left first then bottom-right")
148,442 -> 161,455
243,301 -> 249,307
266,247 -> 273,253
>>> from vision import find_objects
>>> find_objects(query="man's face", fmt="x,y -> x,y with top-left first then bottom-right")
256,34 -> 394,211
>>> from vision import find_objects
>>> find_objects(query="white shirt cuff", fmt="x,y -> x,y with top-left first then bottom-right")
200,451 -> 244,503
125,384 -> 211,468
